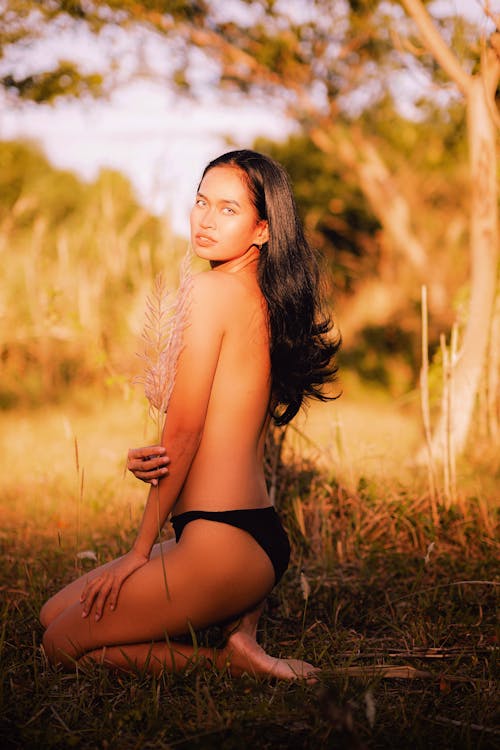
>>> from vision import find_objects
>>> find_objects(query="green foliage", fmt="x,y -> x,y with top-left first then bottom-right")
0,139 -> 87,223
0,139 -> 186,409
0,1 -> 487,106
1,61 -> 104,103
363,96 -> 468,172
254,133 -> 380,295
254,97 -> 470,394
339,324 -> 418,393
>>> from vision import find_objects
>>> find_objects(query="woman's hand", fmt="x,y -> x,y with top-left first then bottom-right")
80,549 -> 149,621
127,445 -> 170,485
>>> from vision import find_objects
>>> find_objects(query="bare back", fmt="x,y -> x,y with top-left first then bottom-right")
167,264 -> 272,515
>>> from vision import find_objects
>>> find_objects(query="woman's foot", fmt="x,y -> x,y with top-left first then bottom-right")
223,604 -> 319,682
226,629 -> 319,681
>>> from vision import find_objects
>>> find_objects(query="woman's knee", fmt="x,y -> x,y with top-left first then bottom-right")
42,623 -> 61,666
42,620 -> 81,669
39,588 -> 73,629
39,596 -> 58,629
39,577 -> 86,628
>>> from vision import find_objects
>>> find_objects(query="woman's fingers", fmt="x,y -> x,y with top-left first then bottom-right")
79,551 -> 147,620
127,446 -> 170,483
80,577 -> 100,618
140,456 -> 170,471
107,581 -> 122,613
132,463 -> 170,485
92,581 -> 114,621
80,575 -> 113,621
127,445 -> 167,462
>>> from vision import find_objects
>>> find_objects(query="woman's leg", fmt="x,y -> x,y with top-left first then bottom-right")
42,520 -> 275,668
42,521 -> 317,680
39,539 -> 177,628
77,587 -> 317,681
80,599 -> 317,681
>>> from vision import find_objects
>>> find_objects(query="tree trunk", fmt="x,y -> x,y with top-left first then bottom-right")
310,126 -> 428,276
431,74 -> 499,456
401,0 -> 500,458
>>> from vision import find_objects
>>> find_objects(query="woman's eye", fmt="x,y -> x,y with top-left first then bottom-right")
222,207 -> 235,215
195,198 -> 206,207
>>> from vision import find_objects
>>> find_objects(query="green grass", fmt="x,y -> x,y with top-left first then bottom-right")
1,389 -> 499,749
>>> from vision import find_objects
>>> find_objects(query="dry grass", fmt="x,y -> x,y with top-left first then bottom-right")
0,386 -> 499,749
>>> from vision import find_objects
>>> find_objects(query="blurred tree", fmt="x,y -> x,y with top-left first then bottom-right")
401,0 -> 499,456
2,0 -> 498,451
3,0 -> 474,268
1,61 -> 104,103
0,138 -> 87,225
255,103 -> 469,396
0,2 -> 488,308
0,139 -> 184,408
253,132 -> 382,296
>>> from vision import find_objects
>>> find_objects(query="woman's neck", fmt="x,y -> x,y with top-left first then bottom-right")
211,245 -> 260,275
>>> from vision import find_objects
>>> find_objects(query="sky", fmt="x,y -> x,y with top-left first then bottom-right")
0,0 -> 496,237
1,82 -> 293,235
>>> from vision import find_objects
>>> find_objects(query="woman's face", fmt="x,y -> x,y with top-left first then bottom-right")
190,166 -> 268,266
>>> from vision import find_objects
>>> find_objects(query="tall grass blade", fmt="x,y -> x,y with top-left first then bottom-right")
419,285 -> 438,523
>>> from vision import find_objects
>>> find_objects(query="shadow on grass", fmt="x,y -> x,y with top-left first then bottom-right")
1,452 -> 498,750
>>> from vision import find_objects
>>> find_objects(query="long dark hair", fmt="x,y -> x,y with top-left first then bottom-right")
201,149 -> 340,425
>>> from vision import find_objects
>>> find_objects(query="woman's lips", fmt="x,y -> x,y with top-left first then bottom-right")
195,234 -> 217,246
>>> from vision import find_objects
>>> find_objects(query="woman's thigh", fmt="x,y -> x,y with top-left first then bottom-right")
40,538 -> 176,628
43,520 -> 275,663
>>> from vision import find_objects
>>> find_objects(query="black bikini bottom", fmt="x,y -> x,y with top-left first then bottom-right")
170,506 -> 290,585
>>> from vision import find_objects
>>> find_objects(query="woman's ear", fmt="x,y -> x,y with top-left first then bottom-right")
256,221 -> 269,246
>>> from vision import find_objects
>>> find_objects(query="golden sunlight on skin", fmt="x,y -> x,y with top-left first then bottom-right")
39,160 -> 316,681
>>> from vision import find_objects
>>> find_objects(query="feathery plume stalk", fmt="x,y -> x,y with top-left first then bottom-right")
134,247 -> 193,602
136,247 -> 193,425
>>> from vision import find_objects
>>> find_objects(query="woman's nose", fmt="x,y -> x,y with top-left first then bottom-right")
200,207 -> 216,229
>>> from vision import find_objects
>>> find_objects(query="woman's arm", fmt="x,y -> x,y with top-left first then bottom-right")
80,273 -> 226,618
131,272 -> 225,556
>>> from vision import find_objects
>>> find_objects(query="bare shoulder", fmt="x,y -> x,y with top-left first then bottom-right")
185,272 -> 235,339
191,270 -> 257,311
191,270 -> 230,296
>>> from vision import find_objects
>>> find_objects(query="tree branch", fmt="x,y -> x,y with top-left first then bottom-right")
481,37 -> 500,130
400,0 -> 472,96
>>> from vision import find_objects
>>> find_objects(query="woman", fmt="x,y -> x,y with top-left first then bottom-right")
40,149 -> 339,679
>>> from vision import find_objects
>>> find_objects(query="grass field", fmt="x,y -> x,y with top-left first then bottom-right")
1,383 -> 498,749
